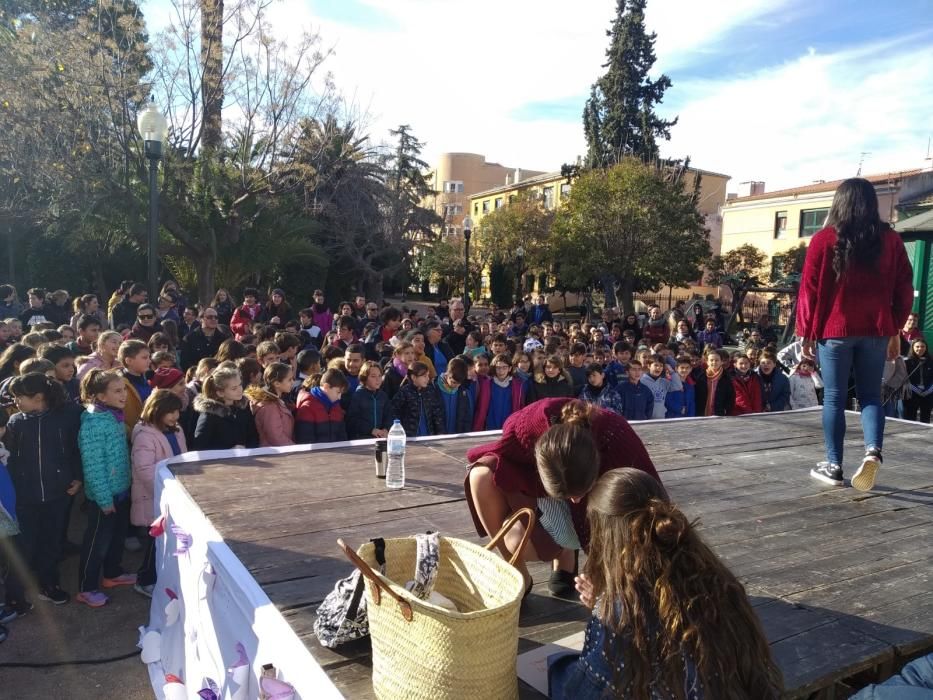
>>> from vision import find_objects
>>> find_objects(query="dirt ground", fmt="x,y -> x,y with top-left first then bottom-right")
0,504 -> 152,699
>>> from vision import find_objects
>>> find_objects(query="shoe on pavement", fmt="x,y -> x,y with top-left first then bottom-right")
102,573 -> 137,589
0,600 -> 33,623
75,591 -> 109,608
852,448 -> 882,492
124,536 -> 142,552
810,461 -> 844,487
134,583 -> 155,598
38,586 -> 70,605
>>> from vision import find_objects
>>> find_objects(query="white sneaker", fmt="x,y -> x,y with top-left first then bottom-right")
852,449 -> 882,492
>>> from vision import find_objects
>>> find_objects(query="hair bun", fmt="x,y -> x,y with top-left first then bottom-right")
560,399 -> 593,428
649,499 -> 686,546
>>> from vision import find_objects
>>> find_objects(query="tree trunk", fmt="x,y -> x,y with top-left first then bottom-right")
91,259 -> 108,302
196,254 -> 216,306
201,0 -> 224,153
618,276 -> 635,316
601,273 -> 618,311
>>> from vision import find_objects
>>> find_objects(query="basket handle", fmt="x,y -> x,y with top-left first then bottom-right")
337,538 -> 414,622
485,507 -> 537,566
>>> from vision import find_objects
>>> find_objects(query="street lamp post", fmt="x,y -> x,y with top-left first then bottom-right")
137,101 -> 168,303
462,216 -> 473,310
515,244 -> 525,302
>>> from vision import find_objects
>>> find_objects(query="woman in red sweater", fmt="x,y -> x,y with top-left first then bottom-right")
465,398 -> 659,598
796,178 -> 913,491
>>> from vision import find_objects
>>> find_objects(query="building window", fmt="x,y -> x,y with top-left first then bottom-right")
444,204 -> 462,217
482,200 -> 490,214
542,186 -> 555,209
774,211 -> 787,239
560,183 -> 571,199
473,203 -> 479,215
443,181 -> 464,193
800,208 -> 829,237
494,197 -> 503,209
445,226 -> 458,236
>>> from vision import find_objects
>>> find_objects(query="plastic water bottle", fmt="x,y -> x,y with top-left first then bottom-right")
386,420 -> 406,489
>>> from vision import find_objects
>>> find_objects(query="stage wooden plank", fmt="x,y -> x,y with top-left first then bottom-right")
167,410 -> 933,699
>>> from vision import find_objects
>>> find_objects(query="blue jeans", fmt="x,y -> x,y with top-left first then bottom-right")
818,336 -> 887,466
852,652 -> 933,698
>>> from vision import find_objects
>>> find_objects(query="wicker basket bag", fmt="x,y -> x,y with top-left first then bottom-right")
338,508 -> 536,700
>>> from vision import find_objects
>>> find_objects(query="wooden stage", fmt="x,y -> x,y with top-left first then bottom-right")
170,410 -> 933,698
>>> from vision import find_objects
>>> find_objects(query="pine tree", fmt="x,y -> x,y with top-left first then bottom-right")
583,0 -> 677,167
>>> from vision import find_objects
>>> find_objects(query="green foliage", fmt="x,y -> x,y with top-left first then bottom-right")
707,244 -> 768,288
474,192 -> 555,274
583,0 -> 677,167
550,158 -> 710,313
770,243 -> 808,284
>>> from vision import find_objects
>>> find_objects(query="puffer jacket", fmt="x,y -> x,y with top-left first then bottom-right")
578,383 -> 625,416
294,389 -> 347,444
79,406 -> 131,510
130,422 -> 188,526
346,386 -> 392,440
6,403 -> 83,505
246,388 -> 295,446
390,382 -> 445,437
193,396 -> 259,451
524,372 -> 575,406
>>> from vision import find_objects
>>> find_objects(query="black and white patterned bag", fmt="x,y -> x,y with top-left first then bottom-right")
314,538 -> 386,648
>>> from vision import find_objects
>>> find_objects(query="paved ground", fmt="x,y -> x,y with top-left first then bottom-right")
0,502 -> 152,699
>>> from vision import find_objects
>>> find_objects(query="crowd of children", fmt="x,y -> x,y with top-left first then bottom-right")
0,283 -> 928,642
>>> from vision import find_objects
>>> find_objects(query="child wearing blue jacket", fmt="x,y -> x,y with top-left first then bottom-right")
640,355 -> 682,419
4,374 -> 82,613
76,369 -> 135,608
617,362 -> 654,421
757,350 -> 790,412
346,362 -> 392,439
667,356 -> 697,418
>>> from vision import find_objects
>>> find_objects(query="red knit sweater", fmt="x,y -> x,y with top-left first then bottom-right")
796,226 -> 914,341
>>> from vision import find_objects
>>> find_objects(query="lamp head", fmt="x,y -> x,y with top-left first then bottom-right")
137,101 -> 168,143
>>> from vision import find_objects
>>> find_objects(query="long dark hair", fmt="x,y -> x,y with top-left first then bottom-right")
586,468 -> 783,699
825,178 -> 886,279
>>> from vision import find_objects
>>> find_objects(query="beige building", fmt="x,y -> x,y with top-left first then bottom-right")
720,169 -> 933,271
423,153 -> 545,235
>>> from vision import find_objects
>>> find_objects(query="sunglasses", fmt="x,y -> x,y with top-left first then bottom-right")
138,314 -> 155,320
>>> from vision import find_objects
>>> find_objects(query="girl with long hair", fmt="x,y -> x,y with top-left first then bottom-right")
70,294 -> 108,331
245,362 -> 295,446
904,338 -> 933,423
524,354 -> 575,406
131,389 -> 187,597
549,468 -> 783,699
465,399 -> 658,598
210,288 -> 236,326
796,178 -> 914,490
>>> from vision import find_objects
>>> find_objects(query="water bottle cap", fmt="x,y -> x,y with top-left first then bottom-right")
393,419 -> 400,424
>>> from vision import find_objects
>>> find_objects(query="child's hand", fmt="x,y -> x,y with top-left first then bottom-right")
102,504 -> 116,515
575,574 -> 595,608
372,428 -> 388,438
66,480 -> 82,496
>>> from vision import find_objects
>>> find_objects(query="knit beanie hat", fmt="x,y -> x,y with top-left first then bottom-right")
150,367 -> 184,389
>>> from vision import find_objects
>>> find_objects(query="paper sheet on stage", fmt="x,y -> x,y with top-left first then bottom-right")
516,630 -> 586,696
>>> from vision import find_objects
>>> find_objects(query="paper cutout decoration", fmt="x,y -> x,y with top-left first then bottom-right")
198,678 -> 220,700
227,642 -> 250,700
149,514 -> 166,537
171,523 -> 192,556
165,588 -> 180,627
260,676 -> 297,700
163,674 -> 187,700
140,630 -> 162,664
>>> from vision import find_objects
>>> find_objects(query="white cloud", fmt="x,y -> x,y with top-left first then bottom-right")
142,0 -> 933,192
666,37 -> 933,189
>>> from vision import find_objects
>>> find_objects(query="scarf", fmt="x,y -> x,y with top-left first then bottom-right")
492,376 -> 512,389
310,386 -> 335,411
393,358 -> 408,376
706,366 -> 723,380
93,401 -> 125,423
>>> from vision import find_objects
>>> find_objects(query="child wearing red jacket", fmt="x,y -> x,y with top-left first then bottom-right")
229,288 -> 263,340
294,368 -> 348,443
730,353 -> 763,415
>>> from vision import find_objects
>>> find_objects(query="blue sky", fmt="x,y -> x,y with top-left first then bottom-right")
143,0 -> 933,190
